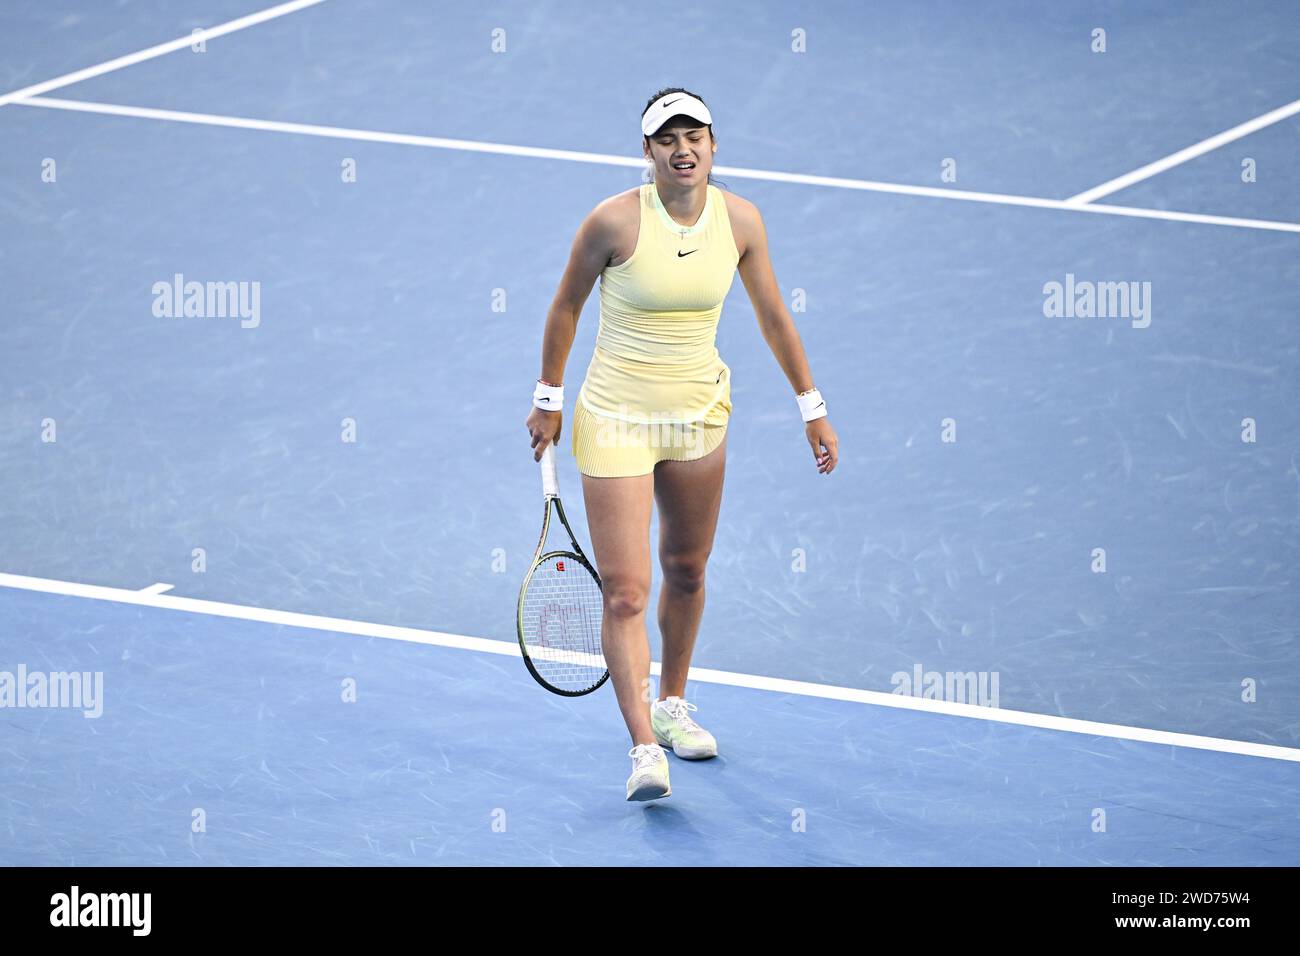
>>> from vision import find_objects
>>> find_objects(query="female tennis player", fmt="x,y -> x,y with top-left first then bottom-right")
525,88 -> 838,801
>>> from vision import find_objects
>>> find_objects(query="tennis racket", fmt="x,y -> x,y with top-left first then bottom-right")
516,443 -> 609,696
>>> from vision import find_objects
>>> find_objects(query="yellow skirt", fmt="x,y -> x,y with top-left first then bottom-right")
571,397 -> 729,478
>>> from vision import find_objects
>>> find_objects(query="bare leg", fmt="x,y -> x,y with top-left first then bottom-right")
653,433 -> 727,700
579,470 -> 656,746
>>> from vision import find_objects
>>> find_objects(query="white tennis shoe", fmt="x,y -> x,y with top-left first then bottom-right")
626,743 -> 671,801
651,696 -> 718,759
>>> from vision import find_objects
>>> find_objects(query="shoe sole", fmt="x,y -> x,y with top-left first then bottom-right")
653,732 -> 718,760
626,782 -> 671,802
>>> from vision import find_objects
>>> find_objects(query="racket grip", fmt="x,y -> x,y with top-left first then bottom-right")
540,443 -> 560,498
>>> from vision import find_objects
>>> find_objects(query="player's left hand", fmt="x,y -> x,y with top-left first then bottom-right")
806,418 -> 838,475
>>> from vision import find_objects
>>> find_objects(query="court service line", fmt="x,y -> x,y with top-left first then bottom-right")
1067,97 -> 1300,204
0,0 -> 329,109
15,96 -> 1300,236
2,570 -> 1298,764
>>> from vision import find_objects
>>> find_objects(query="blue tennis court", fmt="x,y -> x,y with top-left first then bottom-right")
1,0 -> 1297,865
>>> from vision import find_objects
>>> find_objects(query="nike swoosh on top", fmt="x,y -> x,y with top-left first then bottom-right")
677,250 -> 697,257
663,98 -> 682,109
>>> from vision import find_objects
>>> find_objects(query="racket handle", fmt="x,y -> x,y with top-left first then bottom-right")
540,443 -> 560,498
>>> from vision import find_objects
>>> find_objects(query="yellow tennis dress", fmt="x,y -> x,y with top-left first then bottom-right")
572,182 -> 738,477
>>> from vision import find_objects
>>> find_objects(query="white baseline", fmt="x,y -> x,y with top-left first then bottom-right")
1,571 -> 1296,764
14,95 -> 1300,235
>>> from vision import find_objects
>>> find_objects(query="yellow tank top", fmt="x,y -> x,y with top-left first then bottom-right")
578,182 -> 738,425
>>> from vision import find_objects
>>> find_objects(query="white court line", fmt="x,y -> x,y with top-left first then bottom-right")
1068,97 -> 1300,204
139,583 -> 174,595
2,570 -> 1297,764
18,96 -> 647,168
16,96 -> 1300,235
0,0 -> 329,109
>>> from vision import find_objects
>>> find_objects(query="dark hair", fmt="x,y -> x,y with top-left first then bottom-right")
640,86 -> 727,189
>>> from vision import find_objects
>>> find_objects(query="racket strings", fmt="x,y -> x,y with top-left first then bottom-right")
520,554 -> 605,692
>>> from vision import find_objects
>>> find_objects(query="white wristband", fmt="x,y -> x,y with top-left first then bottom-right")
533,380 -> 564,411
797,388 -> 827,422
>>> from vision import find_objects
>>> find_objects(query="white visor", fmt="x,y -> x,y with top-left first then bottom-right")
641,92 -> 713,136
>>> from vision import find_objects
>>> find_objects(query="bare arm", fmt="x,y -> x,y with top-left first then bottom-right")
733,198 -> 817,395
730,194 -> 839,474
538,206 -> 615,384
526,201 -> 618,459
